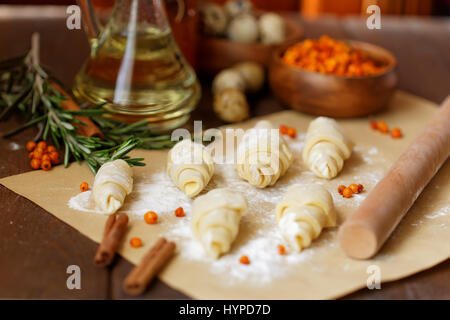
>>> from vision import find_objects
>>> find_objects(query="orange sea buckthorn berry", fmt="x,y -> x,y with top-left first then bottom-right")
46,145 -> 56,153
377,121 -> 389,134
32,149 -> 43,160
174,207 -> 185,218
49,152 -> 59,165
279,125 -> 289,135
349,184 -> 359,194
41,160 -> 52,171
26,141 -> 36,152
37,141 -> 47,150
42,154 -> 51,163
278,245 -> 286,255
370,120 -> 378,130
391,128 -> 402,139
30,158 -> 41,170
130,237 -> 143,248
343,187 -> 353,198
337,185 -> 346,195
239,255 -> 250,265
286,127 -> 297,138
357,184 -> 364,193
144,211 -> 158,224
80,182 -> 89,192
282,37 -> 384,77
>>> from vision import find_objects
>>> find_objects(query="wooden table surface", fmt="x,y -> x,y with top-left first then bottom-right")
0,6 -> 449,299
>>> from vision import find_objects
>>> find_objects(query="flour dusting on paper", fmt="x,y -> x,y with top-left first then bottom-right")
68,134 -> 387,285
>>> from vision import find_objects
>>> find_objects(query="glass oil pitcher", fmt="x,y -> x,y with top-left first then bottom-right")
73,0 -> 201,132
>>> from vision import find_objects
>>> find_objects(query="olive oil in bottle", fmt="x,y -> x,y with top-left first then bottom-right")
73,0 -> 200,132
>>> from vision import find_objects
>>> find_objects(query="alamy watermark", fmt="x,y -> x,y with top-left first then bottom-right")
66,5 -> 81,30
366,5 -> 382,30
67,4 -> 382,31
66,265 -> 81,290
366,265 -> 381,289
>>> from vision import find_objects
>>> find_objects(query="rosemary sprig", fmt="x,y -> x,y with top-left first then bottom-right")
0,33 -> 176,174
82,136 -> 145,174
92,116 -> 176,150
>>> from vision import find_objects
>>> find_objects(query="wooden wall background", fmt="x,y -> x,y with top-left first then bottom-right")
0,0 -> 448,16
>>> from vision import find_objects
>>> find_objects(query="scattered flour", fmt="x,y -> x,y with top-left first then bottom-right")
68,190 -> 98,213
68,134 -> 391,285
368,147 -> 379,155
411,220 -> 424,227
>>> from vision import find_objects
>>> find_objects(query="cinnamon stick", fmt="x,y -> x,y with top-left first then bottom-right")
123,238 -> 176,296
50,82 -> 104,138
103,213 -> 116,237
94,213 -> 129,267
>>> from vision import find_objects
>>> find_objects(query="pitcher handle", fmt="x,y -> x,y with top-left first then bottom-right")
78,0 -> 103,41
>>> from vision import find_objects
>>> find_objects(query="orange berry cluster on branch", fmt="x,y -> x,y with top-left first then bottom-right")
27,140 -> 60,171
282,36 -> 385,77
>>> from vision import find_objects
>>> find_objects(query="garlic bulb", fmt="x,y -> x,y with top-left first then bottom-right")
259,13 -> 286,45
213,88 -> 250,123
224,0 -> 253,18
212,69 -> 246,94
228,14 -> 259,44
199,2 -> 228,36
233,62 -> 265,93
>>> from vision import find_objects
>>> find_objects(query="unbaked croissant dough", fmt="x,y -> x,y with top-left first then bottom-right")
93,159 -> 133,215
191,188 -> 248,259
275,184 -> 336,252
167,140 -> 214,198
303,117 -> 353,179
235,120 -> 293,188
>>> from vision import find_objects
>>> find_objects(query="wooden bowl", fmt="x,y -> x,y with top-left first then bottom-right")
197,15 -> 303,74
269,40 -> 398,118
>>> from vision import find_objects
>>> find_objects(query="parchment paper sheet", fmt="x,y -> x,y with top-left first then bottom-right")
1,91 -> 449,299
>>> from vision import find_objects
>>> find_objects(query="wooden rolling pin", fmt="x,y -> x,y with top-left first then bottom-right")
339,95 -> 450,260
